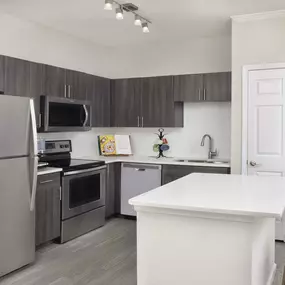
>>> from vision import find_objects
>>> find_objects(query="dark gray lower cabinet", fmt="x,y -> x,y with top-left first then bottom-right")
106,163 -> 121,218
162,165 -> 230,185
36,173 -> 61,247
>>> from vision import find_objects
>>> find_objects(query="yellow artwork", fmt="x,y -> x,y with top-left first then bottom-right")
98,135 -> 116,156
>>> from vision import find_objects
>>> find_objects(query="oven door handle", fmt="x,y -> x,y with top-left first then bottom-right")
64,165 -> 107,176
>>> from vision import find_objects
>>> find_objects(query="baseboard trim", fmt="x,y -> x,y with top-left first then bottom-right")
267,263 -> 277,285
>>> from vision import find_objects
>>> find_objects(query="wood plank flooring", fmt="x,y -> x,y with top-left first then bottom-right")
0,219 -> 136,285
1,218 -> 285,285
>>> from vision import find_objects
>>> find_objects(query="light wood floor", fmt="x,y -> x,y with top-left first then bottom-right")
1,218 -> 285,285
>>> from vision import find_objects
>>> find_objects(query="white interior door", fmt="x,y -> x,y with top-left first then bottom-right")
247,68 -> 285,240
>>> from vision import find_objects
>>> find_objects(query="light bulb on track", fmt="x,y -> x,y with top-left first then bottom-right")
134,15 -> 142,26
104,0 -> 113,10
116,6 -> 124,20
142,22 -> 150,33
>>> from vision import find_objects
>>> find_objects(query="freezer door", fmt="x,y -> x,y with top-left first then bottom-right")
0,157 -> 35,277
0,95 -> 36,158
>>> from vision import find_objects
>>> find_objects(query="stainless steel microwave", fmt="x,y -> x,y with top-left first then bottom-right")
39,96 -> 92,132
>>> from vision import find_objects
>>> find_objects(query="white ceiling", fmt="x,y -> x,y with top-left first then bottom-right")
0,0 -> 285,48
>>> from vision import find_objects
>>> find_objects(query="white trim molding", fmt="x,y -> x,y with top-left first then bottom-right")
241,62 -> 285,175
231,10 -> 285,23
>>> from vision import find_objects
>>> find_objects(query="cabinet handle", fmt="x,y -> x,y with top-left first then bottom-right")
203,89 -> 206,101
68,85 -> 71,98
64,85 -> 67,98
40,179 -> 53,184
59,186 -> 62,201
198,89 -> 201,101
137,116 -> 140,127
141,117 -> 144,127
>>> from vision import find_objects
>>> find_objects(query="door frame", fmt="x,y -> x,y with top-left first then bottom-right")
241,62 -> 285,175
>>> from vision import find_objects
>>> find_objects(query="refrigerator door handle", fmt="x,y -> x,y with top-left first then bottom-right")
29,99 -> 38,211
30,99 -> 38,156
30,156 -> 38,211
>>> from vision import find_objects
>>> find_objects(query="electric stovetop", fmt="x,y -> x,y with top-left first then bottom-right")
42,158 -> 105,172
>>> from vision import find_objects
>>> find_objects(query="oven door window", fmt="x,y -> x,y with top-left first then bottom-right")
69,173 -> 101,208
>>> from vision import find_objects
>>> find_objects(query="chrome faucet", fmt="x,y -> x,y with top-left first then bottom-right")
200,134 -> 218,160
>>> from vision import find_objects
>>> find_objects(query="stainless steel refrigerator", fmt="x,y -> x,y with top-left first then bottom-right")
0,95 -> 38,277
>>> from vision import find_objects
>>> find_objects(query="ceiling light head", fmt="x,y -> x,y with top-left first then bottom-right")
116,7 -> 124,20
134,15 -> 142,26
104,0 -> 113,10
142,22 -> 150,33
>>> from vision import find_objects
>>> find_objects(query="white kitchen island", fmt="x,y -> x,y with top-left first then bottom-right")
129,173 -> 285,285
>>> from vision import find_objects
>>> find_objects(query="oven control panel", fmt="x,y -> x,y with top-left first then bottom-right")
43,140 -> 72,154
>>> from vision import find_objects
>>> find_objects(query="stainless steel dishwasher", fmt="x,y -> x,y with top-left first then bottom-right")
121,163 -> 162,216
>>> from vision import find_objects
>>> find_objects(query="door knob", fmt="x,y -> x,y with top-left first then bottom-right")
249,161 -> 261,167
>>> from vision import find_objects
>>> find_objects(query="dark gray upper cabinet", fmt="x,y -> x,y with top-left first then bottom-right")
86,75 -> 111,127
111,77 -> 183,128
29,62 -> 44,128
65,70 -> 87,100
4,57 -> 30,97
173,74 -> 203,102
203,72 -> 231,102
174,72 -> 231,102
36,173 -> 61,246
111,78 -> 141,127
43,65 -> 66,98
141,76 -> 181,127
0,55 -> 4,94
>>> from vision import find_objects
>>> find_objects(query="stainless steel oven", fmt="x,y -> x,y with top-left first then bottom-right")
62,165 -> 106,220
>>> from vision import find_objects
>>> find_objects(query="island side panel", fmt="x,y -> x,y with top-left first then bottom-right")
252,218 -> 276,285
136,210 -> 275,285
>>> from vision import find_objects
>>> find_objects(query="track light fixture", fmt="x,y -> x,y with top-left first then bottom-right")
104,0 -> 113,10
115,6 -> 124,20
104,1 -> 151,33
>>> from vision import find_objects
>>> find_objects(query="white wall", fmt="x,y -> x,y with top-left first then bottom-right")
40,103 -> 231,159
0,12 -> 117,78
113,36 -> 231,78
231,12 -> 285,174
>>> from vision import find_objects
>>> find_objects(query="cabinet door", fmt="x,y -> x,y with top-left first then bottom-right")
111,78 -> 141,127
30,62 -> 44,129
203,72 -> 231,102
0,55 -> 4,94
36,173 -> 61,246
173,74 -> 203,102
66,70 -> 87,100
4,57 -> 30,97
43,65 -> 66,97
141,76 -> 176,127
162,165 -> 194,185
191,166 -> 230,174
86,75 -> 110,127
106,164 -> 116,218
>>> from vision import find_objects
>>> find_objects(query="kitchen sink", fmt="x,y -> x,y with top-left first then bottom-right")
173,159 -> 229,164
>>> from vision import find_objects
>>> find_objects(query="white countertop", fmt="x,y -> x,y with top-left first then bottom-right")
37,167 -> 62,176
129,173 -> 285,219
74,155 -> 231,168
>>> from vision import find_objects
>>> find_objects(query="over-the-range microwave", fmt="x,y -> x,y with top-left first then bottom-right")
39,96 -> 92,132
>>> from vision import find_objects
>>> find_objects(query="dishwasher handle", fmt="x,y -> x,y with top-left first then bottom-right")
135,168 -> 146,171
122,163 -> 162,170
